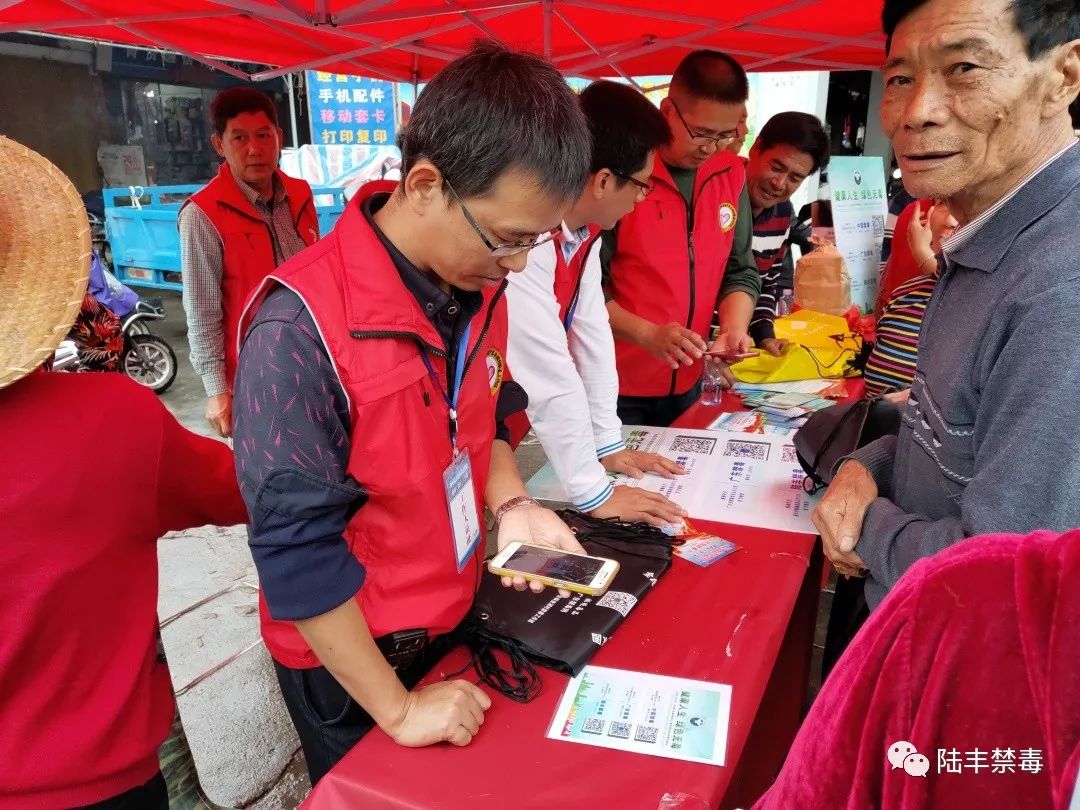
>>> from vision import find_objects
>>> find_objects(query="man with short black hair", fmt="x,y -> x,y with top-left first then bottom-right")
506,80 -> 687,528
743,111 -> 830,354
180,87 -> 318,437
233,42 -> 593,782
602,50 -> 762,427
813,0 -> 1080,608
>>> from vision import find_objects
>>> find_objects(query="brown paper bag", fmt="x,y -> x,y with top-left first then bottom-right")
794,241 -> 852,316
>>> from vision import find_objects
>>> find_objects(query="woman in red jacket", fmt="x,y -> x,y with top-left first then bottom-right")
0,137 -> 247,809
754,528 -> 1080,809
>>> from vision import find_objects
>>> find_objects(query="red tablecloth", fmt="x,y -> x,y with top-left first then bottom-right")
304,385 -> 861,810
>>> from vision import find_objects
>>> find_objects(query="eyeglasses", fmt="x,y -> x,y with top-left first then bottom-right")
443,178 -> 556,257
612,171 -> 654,198
670,100 -> 738,150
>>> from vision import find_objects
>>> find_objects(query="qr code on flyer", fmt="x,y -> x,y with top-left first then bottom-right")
872,214 -> 885,238
782,445 -> 799,464
608,721 -> 632,739
724,439 -> 771,461
634,725 -> 659,744
670,435 -> 717,455
583,717 -> 605,735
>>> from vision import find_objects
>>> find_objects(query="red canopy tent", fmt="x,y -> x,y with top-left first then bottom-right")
1,0 -> 885,83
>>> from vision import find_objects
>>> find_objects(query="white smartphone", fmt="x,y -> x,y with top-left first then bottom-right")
487,542 -> 620,597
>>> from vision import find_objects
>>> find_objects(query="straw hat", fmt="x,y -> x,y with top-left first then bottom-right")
0,135 -> 91,391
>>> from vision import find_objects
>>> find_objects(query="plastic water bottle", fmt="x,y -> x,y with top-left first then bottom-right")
778,288 -> 795,317
701,363 -> 725,406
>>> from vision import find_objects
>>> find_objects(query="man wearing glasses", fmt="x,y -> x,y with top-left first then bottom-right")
506,80 -> 688,529
602,50 -> 762,427
231,43 -> 592,782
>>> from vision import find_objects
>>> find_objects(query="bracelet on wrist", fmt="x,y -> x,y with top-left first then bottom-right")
494,495 -> 538,526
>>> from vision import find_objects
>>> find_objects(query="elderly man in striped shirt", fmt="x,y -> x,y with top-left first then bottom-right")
738,112 -> 830,354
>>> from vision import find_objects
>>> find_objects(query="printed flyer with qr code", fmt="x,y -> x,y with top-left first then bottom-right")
526,425 -> 817,534
547,665 -> 732,766
633,426 -> 818,533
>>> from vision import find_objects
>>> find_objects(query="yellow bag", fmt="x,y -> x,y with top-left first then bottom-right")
731,335 -> 863,383
773,310 -> 852,349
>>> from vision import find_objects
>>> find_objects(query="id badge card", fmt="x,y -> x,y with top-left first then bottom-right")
444,450 -> 482,572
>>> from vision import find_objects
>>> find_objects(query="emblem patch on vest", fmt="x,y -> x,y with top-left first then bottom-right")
486,349 -> 504,396
718,202 -> 738,232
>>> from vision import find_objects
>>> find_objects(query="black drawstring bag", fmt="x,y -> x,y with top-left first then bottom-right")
793,397 -> 901,494
449,511 -> 677,702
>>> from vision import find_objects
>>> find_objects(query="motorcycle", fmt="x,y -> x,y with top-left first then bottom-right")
120,297 -> 178,394
63,253 -> 179,394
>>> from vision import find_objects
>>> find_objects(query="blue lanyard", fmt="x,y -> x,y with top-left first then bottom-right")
419,322 -> 472,454
562,296 -> 580,332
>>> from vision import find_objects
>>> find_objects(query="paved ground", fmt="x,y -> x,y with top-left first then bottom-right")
152,289 -> 829,807
152,292 -> 311,807
157,291 -> 214,436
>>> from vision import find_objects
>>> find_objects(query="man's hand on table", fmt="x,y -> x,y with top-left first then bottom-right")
601,448 -> 684,479
595,450 -> 687,528
812,460 -> 875,577
642,322 -> 707,369
591,485 -> 687,529
496,502 -> 585,597
388,681 -> 491,748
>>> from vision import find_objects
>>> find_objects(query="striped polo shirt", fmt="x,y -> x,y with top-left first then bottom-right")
863,272 -> 938,397
749,200 -> 795,343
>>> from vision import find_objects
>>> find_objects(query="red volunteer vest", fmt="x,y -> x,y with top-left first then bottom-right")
240,183 -> 507,669
608,151 -> 746,397
506,226 -> 602,447
184,162 -> 319,389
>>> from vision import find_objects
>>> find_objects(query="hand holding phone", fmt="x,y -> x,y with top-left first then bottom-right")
707,329 -> 755,364
488,542 -> 620,597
